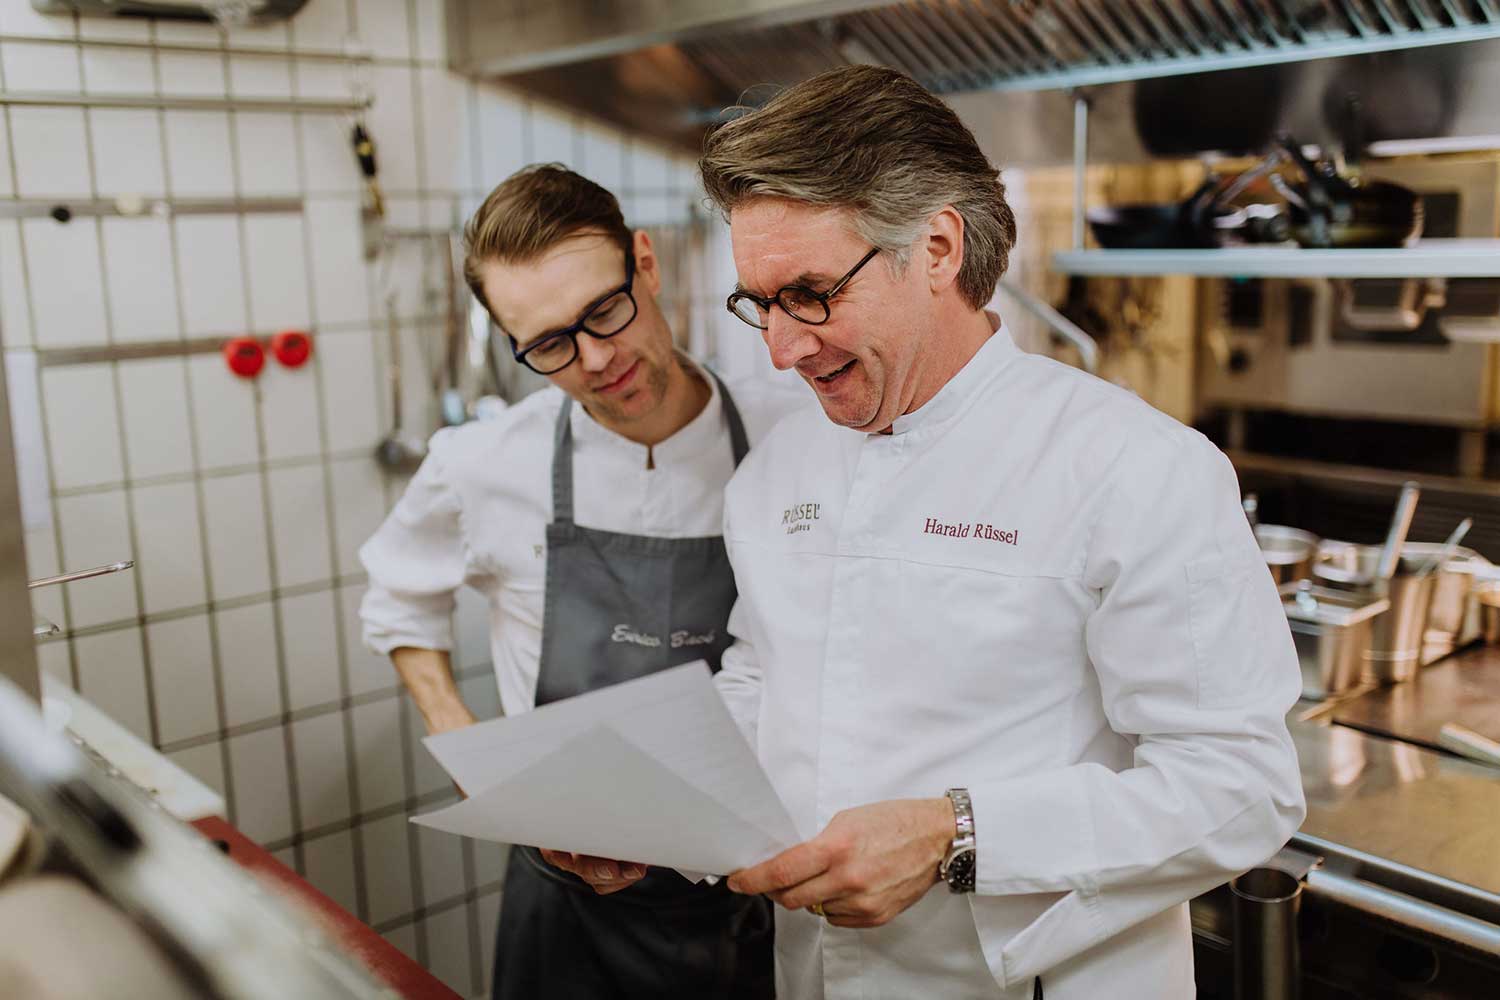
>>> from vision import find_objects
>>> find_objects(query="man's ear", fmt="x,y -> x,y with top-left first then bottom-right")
633,230 -> 662,297
924,206 -> 965,295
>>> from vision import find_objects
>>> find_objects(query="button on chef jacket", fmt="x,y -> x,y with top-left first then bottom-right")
359,360 -> 807,716
716,321 -> 1306,1000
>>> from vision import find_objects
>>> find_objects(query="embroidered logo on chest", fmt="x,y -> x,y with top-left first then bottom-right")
781,502 -> 821,535
922,517 -> 1019,546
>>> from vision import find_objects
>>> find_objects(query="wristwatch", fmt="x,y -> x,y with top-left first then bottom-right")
939,788 -> 976,894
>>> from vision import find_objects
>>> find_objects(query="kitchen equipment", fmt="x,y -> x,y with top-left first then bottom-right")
33,0 -> 308,21
1413,518 -> 1472,579
1086,203 -> 1210,250
1314,546 -> 1434,683
374,293 -> 427,472
352,121 -> 385,262
1477,584 -> 1500,644
1254,524 -> 1318,585
1085,176 -> 1216,250
1375,480 -> 1420,583
1438,723 -> 1500,768
1277,137 -> 1423,250
1231,867 -> 1302,1000
1196,157 -> 1500,429
1321,540 -> 1488,662
27,560 -> 133,590
1280,580 -> 1389,699
0,677 -> 392,998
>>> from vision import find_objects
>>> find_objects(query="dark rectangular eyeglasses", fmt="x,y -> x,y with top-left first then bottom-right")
509,253 -> 638,374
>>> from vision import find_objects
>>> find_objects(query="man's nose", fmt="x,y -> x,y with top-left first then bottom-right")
577,334 -> 615,373
763,309 -> 820,372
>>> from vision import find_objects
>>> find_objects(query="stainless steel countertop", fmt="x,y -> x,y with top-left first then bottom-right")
1291,715 -> 1500,900
1329,644 -> 1500,750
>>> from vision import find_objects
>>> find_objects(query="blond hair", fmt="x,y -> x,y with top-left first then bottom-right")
463,164 -> 632,311
699,65 -> 1016,310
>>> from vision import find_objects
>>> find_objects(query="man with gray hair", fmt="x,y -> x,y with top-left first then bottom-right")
700,66 -> 1305,998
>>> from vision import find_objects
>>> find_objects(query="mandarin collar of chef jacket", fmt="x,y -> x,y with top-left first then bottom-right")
885,312 -> 1021,439
567,356 -> 727,466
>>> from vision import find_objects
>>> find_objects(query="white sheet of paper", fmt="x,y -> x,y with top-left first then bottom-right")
413,662 -> 801,877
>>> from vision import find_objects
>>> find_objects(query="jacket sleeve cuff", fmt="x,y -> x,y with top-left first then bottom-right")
971,767 -> 1100,896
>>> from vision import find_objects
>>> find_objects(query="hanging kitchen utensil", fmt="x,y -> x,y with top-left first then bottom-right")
438,233 -> 467,427
352,119 -> 385,261
1276,136 -> 1423,249
374,291 -> 427,472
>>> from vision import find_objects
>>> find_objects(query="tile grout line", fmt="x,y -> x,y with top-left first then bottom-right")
147,14 -> 246,830
77,17 -> 165,752
0,24 -> 85,694
398,0 -> 438,972
150,661 -> 493,755
287,14 -> 375,925
50,445 -> 393,497
216,23 -> 310,873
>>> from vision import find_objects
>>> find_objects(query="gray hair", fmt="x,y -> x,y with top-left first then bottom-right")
698,65 -> 1017,309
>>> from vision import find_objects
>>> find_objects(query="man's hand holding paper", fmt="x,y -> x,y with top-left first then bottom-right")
412,662 -> 800,881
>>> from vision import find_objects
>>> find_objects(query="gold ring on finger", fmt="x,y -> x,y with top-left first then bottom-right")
807,902 -> 825,918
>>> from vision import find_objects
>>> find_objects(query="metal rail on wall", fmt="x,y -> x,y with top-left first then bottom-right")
0,91 -> 369,114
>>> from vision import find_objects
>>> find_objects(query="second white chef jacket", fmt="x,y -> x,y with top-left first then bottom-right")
359,360 -> 807,716
716,321 -> 1306,1000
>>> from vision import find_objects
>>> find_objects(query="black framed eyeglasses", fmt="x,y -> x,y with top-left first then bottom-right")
509,253 -> 638,375
726,247 -> 880,330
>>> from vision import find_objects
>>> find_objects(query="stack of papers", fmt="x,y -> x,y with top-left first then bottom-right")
412,662 -> 801,878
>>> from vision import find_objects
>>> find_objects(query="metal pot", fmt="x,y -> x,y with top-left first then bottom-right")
1281,580 -> 1389,699
1477,583 -> 1500,645
1311,542 -> 1487,681
1255,525 -> 1318,585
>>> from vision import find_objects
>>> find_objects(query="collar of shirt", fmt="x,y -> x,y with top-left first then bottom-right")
886,313 -> 1021,438
567,356 -> 726,468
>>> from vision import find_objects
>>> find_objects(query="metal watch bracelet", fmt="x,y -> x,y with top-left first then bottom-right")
940,787 -> 976,893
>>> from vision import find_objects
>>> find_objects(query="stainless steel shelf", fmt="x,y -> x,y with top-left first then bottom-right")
1051,240 -> 1500,279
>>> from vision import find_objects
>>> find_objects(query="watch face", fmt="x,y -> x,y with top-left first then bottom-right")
947,849 -> 976,891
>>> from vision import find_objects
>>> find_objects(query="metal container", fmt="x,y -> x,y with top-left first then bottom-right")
1231,867 -> 1303,1000
1255,525 -> 1319,585
1478,584 -> 1500,645
1412,543 -> 1486,659
1313,543 -> 1447,681
1281,581 -> 1389,699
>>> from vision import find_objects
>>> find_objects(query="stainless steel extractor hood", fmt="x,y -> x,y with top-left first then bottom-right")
33,0 -> 309,22
449,0 -> 1500,156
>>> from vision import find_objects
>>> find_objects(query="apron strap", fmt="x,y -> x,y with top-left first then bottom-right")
552,396 -> 579,526
550,366 -> 752,524
706,368 -> 751,468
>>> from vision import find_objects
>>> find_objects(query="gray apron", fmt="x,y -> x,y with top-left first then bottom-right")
493,375 -> 774,1000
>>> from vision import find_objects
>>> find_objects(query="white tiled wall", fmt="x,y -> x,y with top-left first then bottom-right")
0,2 -> 718,997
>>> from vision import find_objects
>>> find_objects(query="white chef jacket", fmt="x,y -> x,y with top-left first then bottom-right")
716,321 -> 1306,1000
359,360 -> 808,716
